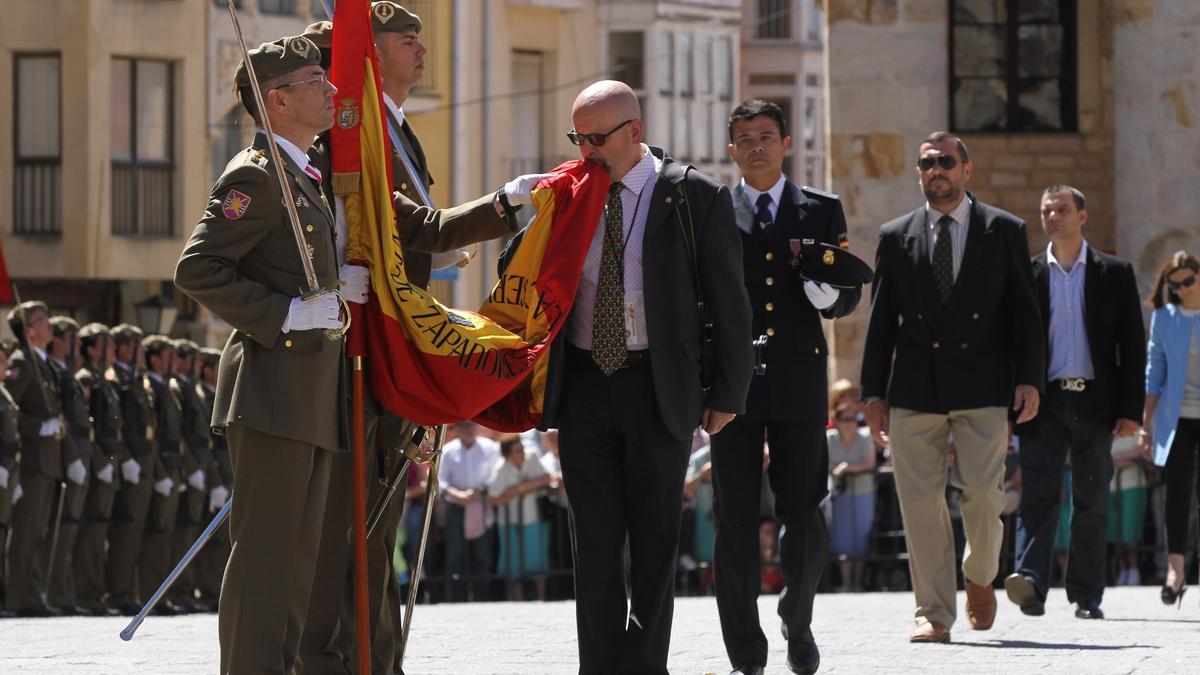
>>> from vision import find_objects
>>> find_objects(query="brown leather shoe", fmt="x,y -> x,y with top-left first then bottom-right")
965,581 -> 997,630
908,621 -> 951,643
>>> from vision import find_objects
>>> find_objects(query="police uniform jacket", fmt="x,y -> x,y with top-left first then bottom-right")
733,180 -> 861,423
7,349 -> 64,479
175,132 -> 345,453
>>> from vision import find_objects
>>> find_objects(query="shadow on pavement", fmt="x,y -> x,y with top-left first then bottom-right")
957,640 -> 1157,651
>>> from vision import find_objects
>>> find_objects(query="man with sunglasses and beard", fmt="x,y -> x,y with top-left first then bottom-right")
501,80 -> 753,673
860,131 -> 1044,643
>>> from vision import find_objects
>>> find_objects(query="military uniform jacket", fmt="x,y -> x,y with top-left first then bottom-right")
7,349 -> 64,478
197,381 -> 232,488
84,364 -> 125,463
733,180 -> 862,423
111,362 -> 153,459
0,385 -> 19,472
54,359 -> 95,464
175,132 -> 345,452
146,373 -> 184,471
174,374 -> 213,471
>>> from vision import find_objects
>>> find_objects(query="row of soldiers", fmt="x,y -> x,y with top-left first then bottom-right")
0,300 -> 231,618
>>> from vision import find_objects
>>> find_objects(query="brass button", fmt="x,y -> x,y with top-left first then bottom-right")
401,182 -> 408,191
305,224 -> 314,233
932,341 -> 940,349
765,302 -> 775,312
765,277 -> 775,286
917,313 -> 923,320
284,339 -> 294,348
665,196 -> 673,204
814,347 -> 820,355
972,312 -> 980,320
961,342 -> 968,350
766,328 -> 775,337
765,252 -> 774,262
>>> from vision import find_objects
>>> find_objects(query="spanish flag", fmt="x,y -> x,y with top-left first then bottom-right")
331,0 -> 607,431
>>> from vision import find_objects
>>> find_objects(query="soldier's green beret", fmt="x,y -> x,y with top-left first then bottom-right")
49,316 -> 80,336
78,323 -> 111,339
111,323 -> 144,344
233,36 -> 322,91
372,1 -> 422,34
302,20 -> 333,51
6,301 -> 48,324
172,339 -> 200,357
200,347 -> 222,368
141,335 -> 174,354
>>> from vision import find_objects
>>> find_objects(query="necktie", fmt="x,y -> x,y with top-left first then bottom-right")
592,182 -> 627,376
932,214 -> 955,302
755,193 -> 774,237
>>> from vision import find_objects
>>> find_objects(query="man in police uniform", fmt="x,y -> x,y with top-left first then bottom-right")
4,301 -> 66,616
45,316 -> 92,615
712,100 -> 864,675
106,323 -> 155,615
75,323 -> 123,616
167,338 -> 212,612
195,347 -> 231,611
139,335 -> 185,615
175,35 -> 346,673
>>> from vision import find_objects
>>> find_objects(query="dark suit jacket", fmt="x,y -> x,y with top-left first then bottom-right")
1015,245 -> 1146,436
861,195 -> 1045,414
501,147 -> 754,440
733,180 -> 860,423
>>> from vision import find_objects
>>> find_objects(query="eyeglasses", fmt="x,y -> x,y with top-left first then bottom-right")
567,119 -> 633,147
275,73 -> 329,90
1168,274 -> 1198,291
917,155 -> 958,172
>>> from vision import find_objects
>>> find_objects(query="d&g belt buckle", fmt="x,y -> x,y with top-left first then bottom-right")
1059,378 -> 1086,392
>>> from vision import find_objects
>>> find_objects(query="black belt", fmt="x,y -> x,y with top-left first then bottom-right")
567,345 -> 650,369
1052,377 -> 1092,393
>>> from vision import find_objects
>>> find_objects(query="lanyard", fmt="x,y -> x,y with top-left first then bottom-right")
387,114 -> 436,209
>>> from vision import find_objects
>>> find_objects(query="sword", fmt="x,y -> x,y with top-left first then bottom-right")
120,498 -> 233,640
397,424 -> 445,668
43,481 -> 68,602
225,0 -> 350,341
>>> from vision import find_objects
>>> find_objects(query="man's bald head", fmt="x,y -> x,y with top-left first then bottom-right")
570,80 -> 645,179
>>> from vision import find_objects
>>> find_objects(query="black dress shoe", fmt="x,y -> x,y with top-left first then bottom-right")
1074,600 -> 1104,619
154,601 -> 184,616
114,602 -> 142,617
91,605 -> 122,617
0,608 -> 16,619
15,604 -> 63,618
730,666 -> 765,675
786,630 -> 820,675
1004,573 -> 1045,616
58,605 -> 94,617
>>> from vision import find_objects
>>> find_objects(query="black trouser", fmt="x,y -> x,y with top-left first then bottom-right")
558,346 -> 691,675
711,416 -> 829,669
444,504 -> 492,603
1013,386 -> 1113,605
1163,417 -> 1200,554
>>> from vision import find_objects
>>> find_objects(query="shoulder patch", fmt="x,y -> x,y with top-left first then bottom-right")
838,231 -> 851,250
222,190 -> 252,220
801,185 -> 840,201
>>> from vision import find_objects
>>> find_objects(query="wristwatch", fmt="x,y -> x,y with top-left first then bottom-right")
493,187 -> 522,218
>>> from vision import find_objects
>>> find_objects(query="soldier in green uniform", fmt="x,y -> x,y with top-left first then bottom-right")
167,338 -> 212,612
175,35 -> 346,673
75,323 -> 123,616
0,340 -> 21,618
4,301 -> 65,616
46,316 -> 92,615
195,346 -> 231,611
106,323 -> 156,615
139,335 -> 185,615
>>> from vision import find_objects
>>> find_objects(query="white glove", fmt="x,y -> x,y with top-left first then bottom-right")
209,485 -> 230,512
187,469 -> 206,491
12,483 -> 22,505
176,480 -> 187,494
0,465 -> 8,489
338,264 -> 370,304
803,281 -> 840,310
503,173 -> 556,206
432,249 -> 472,271
39,418 -> 63,438
281,294 -> 342,333
154,477 -> 174,497
96,463 -> 115,484
121,458 -> 141,485
66,459 -> 87,485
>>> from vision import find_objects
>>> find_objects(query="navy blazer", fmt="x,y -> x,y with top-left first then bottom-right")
860,194 -> 1045,414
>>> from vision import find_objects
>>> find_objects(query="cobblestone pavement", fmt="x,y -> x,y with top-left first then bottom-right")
1,587 -> 1196,673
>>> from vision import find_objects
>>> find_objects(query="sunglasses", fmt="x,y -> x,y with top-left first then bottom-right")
1168,274 -> 1198,291
917,155 -> 958,172
566,119 -> 633,147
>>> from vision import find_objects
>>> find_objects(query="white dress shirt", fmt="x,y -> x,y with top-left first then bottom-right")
568,145 -> 661,351
925,194 -> 972,281
739,174 -> 787,226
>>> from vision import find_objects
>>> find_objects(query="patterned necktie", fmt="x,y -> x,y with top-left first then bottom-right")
755,193 -> 774,237
932,214 -> 955,302
592,182 -> 627,376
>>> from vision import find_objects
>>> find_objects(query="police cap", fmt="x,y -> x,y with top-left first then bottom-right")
797,242 -> 873,289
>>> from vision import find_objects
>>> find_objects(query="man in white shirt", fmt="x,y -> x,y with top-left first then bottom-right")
439,422 -> 501,602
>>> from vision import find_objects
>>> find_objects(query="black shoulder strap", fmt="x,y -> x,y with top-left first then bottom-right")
671,167 -> 713,337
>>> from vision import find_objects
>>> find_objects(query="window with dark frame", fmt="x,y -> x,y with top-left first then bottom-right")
950,0 -> 1077,132
13,53 -> 63,236
111,57 -> 176,237
756,0 -> 793,39
257,0 -> 296,15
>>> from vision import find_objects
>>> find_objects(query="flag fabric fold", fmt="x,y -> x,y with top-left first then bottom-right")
331,0 -> 608,430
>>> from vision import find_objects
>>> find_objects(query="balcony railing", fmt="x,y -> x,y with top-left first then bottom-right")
13,159 -> 62,236
112,163 -> 174,237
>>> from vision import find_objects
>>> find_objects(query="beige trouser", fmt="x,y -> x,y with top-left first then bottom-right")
891,406 -> 1008,629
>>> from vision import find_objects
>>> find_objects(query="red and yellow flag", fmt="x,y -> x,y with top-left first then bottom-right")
331,0 -> 607,430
